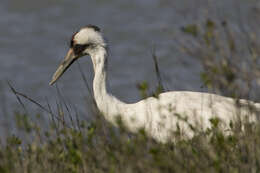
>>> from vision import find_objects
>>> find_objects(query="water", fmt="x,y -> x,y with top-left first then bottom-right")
1,0 -> 260,134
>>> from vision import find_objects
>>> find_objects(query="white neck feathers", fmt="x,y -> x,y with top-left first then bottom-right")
90,47 -> 126,123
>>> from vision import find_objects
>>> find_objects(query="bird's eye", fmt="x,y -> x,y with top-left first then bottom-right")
73,44 -> 90,55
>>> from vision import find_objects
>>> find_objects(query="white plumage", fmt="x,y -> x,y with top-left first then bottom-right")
50,25 -> 260,143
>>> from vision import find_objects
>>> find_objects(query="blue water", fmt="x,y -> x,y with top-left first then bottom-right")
0,0 -> 260,137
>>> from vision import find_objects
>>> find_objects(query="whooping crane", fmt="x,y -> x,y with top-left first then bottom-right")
50,25 -> 260,143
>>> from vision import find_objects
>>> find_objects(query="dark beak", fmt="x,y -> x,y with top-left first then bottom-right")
49,48 -> 78,85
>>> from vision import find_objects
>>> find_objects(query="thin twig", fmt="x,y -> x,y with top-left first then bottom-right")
151,46 -> 165,92
55,85 -> 76,129
45,97 -> 59,134
71,103 -> 82,132
7,81 -> 72,129
77,61 -> 97,107
7,80 -> 28,114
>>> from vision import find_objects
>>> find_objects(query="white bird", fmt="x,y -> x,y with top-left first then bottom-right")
50,25 -> 260,143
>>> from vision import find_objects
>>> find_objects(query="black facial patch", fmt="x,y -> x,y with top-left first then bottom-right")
85,24 -> 100,32
70,32 -> 77,48
73,44 -> 90,55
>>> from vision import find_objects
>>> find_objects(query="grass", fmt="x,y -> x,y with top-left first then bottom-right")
2,17 -> 260,172
1,109 -> 260,173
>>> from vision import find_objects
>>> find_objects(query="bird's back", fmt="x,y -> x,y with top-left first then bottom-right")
125,91 -> 259,142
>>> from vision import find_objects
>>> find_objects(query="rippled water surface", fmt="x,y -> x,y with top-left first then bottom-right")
0,0 -> 259,134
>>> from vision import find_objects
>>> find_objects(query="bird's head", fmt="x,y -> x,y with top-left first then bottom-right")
49,25 -> 106,85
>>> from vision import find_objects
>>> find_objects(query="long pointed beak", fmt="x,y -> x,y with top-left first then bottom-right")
49,48 -> 77,85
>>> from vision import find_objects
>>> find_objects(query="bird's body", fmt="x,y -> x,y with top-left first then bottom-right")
50,25 -> 260,143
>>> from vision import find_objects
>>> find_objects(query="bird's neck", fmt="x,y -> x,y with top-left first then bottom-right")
91,47 -> 108,100
90,47 -> 126,122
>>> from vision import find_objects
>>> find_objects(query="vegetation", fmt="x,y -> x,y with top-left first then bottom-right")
1,18 -> 260,172
1,109 -> 260,173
